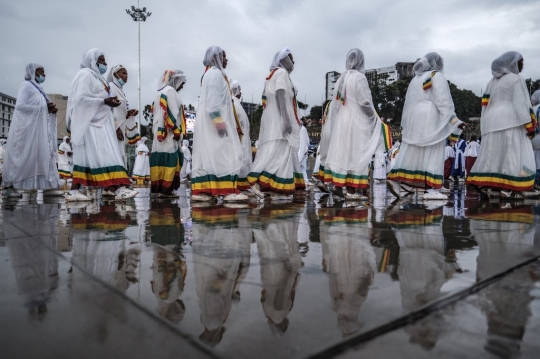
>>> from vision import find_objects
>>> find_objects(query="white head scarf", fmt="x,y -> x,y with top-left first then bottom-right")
107,64 -> 126,87
24,63 -> 43,83
63,136 -> 70,142
269,47 -> 294,73
491,51 -> 523,79
413,52 -> 444,76
231,80 -> 241,97
182,139 -> 189,147
80,48 -> 105,75
203,46 -> 226,72
532,90 -> 540,106
345,48 -> 365,73
157,70 -> 186,91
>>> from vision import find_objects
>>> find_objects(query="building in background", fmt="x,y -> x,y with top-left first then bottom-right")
0,92 -> 16,139
241,101 -> 257,117
47,94 -> 69,145
365,62 -> 415,85
325,71 -> 341,101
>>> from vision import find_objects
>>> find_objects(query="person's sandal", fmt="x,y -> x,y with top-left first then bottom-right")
479,187 -> 492,199
500,190 -> 524,200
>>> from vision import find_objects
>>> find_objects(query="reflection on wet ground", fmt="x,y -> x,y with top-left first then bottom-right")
1,183 -> 540,358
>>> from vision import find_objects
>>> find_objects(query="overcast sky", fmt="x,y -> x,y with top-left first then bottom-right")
1,0 -> 539,123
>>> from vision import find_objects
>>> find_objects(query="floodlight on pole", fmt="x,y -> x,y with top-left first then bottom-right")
126,1 -> 151,135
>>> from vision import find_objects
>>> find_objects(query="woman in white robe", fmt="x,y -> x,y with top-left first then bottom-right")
2,63 -> 59,201
191,46 -> 247,203
248,47 -> 305,201
324,49 -> 382,200
298,119 -> 310,184
230,80 -> 252,192
132,137 -> 150,183
57,136 -> 73,181
467,52 -> 537,199
150,70 -> 186,197
179,139 -> 191,182
107,65 -> 140,168
529,90 -> 540,189
66,49 -> 137,202
387,52 -> 464,201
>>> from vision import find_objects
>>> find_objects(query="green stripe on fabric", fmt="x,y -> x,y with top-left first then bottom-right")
150,152 -> 180,167
468,172 -> 535,182
248,171 -> 295,185
389,168 -> 443,180
324,169 -> 368,180
191,174 -> 238,184
161,94 -> 178,125
73,165 -> 127,175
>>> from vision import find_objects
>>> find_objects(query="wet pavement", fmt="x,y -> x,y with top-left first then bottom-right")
1,183 -> 540,358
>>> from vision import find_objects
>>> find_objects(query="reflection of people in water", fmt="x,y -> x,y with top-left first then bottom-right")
320,208 -> 376,338
5,204 -> 60,317
192,205 -> 252,347
253,204 -> 301,335
388,204 -> 459,350
467,203 -> 538,357
151,245 -> 187,323
71,204 -> 139,292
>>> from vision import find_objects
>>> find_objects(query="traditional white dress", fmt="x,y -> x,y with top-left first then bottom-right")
179,140 -> 192,180
191,66 -> 243,196
57,137 -> 73,179
298,124 -> 310,183
66,50 -> 131,188
373,151 -> 387,180
2,66 -> 59,190
192,206 -> 251,344
388,69 -> 462,189
132,140 -> 150,181
0,140 -> 6,177
468,72 -> 536,191
232,96 -> 252,190
320,209 -> 375,337
248,67 -> 305,194
109,78 -> 139,168
325,69 -> 381,189
150,85 -> 184,195
315,101 -> 334,180
253,206 -> 301,334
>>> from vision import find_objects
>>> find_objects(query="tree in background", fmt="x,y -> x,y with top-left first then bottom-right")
250,104 -> 263,140
525,78 -> 540,95
370,77 -> 412,125
448,82 -> 481,121
187,104 -> 195,111
142,104 -> 153,138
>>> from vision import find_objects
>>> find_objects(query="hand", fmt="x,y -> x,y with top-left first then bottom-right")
215,121 -> 228,138
458,123 -> 469,130
47,102 -> 58,114
283,124 -> 292,135
116,128 -> 124,141
127,109 -> 138,117
104,96 -> 121,108
528,132 -> 535,140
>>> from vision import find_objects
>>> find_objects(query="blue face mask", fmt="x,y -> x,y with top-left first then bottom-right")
117,78 -> 125,86
97,63 -> 107,74
35,75 -> 46,84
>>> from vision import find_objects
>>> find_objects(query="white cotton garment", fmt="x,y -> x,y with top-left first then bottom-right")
481,73 -> 533,135
373,151 -> 387,180
180,140 -> 191,179
132,140 -> 150,179
152,86 -> 183,156
192,67 -> 242,178
325,70 -> 380,178
401,72 -> 462,147
445,145 -> 455,161
57,137 -> 73,175
232,96 -> 252,180
465,141 -> 480,157
298,124 -> 310,181
2,78 -> 59,190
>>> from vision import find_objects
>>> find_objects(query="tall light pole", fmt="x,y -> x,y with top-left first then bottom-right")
126,2 -> 151,135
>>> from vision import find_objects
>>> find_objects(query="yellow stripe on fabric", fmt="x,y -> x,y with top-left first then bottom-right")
388,170 -> 443,185
191,180 -> 235,190
467,174 -> 534,188
247,173 -> 296,191
150,166 -> 177,181
72,170 -> 129,182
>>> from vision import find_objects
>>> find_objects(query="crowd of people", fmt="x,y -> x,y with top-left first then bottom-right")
1,47 -> 539,203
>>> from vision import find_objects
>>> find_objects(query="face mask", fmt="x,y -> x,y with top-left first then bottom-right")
97,63 -> 107,74
117,78 -> 125,86
280,56 -> 294,74
36,75 -> 45,84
